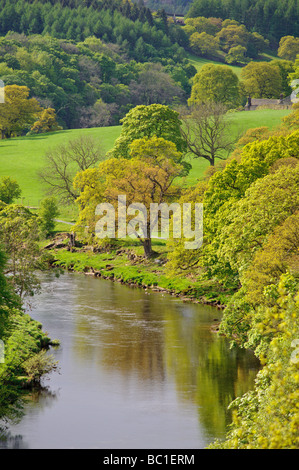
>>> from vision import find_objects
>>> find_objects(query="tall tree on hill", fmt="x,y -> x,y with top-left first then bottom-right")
109,103 -> 188,158
188,64 -> 240,109
0,85 -> 41,139
240,62 -> 282,98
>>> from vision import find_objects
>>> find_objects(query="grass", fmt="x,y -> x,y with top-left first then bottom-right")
183,108 -> 291,185
187,52 -> 281,78
187,52 -> 243,77
0,108 -> 290,215
50,246 -> 230,305
0,126 -> 121,220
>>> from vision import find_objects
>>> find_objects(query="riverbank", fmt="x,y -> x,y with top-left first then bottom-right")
44,234 -> 234,309
0,307 -> 59,433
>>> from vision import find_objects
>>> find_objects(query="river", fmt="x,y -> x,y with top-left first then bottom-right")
1,271 -> 259,449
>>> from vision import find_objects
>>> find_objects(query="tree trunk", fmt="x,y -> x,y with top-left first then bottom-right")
143,238 -> 153,258
68,232 -> 76,252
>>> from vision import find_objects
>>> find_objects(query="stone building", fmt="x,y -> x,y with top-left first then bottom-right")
245,94 -> 292,110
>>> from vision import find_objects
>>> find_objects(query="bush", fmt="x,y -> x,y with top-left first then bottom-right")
39,197 -> 59,235
0,177 -> 21,204
23,350 -> 58,384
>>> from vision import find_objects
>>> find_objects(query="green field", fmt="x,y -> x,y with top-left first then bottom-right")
187,52 -> 243,77
0,126 -> 121,220
187,52 -> 280,77
183,108 -> 291,185
0,108 -> 290,218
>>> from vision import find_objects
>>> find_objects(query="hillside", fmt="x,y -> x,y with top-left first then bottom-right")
143,0 -> 192,15
0,109 -> 290,217
144,0 -> 299,41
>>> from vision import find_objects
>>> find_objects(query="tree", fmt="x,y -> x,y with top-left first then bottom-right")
278,36 -> 299,61
270,59 -> 295,97
0,204 -> 42,299
129,63 -> 185,107
241,210 -> 299,304
216,24 -> 249,52
188,64 -> 240,108
168,130 -> 299,284
225,45 -> 248,65
29,108 -> 62,134
80,100 -> 118,128
217,165 -> 299,275
0,85 -> 41,138
109,103 -> 187,159
247,32 -> 269,58
189,31 -> 220,57
0,177 -> 21,204
282,102 -> 299,130
180,102 -> 237,166
240,62 -> 282,98
184,17 -> 221,36
39,197 -> 59,235
39,136 -> 104,204
74,137 -> 183,258
211,274 -> 299,449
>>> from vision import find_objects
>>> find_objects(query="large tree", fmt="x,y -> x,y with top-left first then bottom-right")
188,64 -> 240,109
0,177 -> 21,204
129,63 -> 185,107
108,104 -> 189,173
29,108 -> 62,134
179,102 -> 237,166
0,85 -> 41,138
240,62 -> 282,98
278,36 -> 299,61
0,203 -> 42,300
189,31 -> 220,57
74,137 -> 183,258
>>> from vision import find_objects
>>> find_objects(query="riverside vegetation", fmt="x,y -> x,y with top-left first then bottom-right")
1,83 -> 298,452
0,0 -> 299,449
43,102 -> 299,449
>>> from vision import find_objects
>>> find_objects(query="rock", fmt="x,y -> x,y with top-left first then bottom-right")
44,242 -> 56,250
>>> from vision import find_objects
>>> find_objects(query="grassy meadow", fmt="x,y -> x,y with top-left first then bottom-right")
187,52 -> 243,77
0,108 -> 290,220
182,108 -> 290,185
0,126 -> 121,221
187,52 -> 281,77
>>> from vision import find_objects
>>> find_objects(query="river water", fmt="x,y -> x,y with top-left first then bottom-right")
1,271 -> 259,449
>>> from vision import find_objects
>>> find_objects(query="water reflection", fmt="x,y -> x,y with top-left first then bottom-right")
1,272 -> 259,448
0,386 -> 58,449
69,274 -> 259,441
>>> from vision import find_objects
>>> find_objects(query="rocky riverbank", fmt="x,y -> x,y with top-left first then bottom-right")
44,233 -> 232,312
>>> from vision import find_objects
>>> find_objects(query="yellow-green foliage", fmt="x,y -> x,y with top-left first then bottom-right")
210,274 -> 299,449
167,126 -> 299,448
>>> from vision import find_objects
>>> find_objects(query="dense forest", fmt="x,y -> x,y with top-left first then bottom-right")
141,0 -> 192,15
0,0 -> 297,132
0,31 -> 194,129
139,0 -> 299,42
0,0 -> 189,53
0,0 -> 195,128
187,0 -> 299,42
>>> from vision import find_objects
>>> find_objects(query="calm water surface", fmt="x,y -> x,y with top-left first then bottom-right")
2,271 -> 259,449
